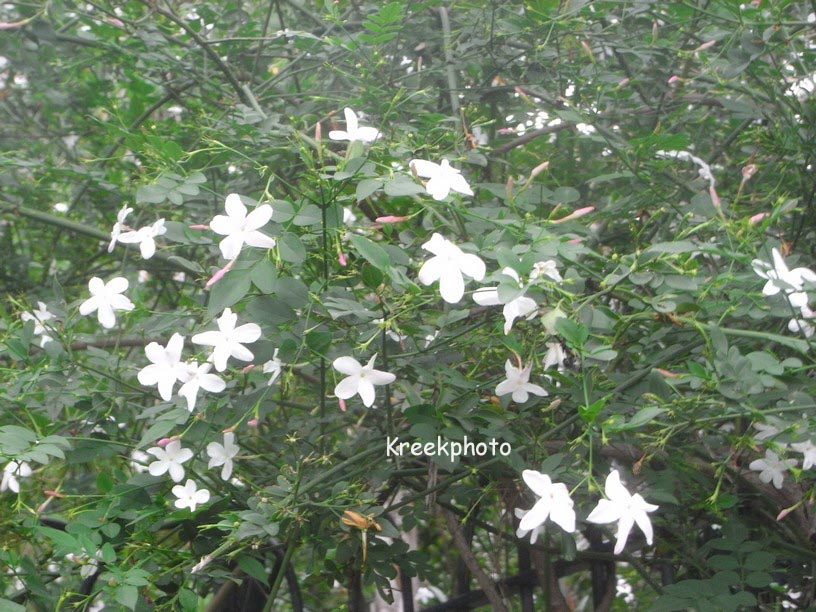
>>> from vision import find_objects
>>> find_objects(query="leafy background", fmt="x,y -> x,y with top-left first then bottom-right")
1,0 -> 815,610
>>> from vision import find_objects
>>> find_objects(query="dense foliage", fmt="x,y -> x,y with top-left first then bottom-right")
2,0 -> 816,610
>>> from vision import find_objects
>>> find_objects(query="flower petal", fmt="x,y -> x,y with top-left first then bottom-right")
333,356 -> 362,375
438,268 -> 465,303
335,375 -> 360,400
224,193 -> 247,220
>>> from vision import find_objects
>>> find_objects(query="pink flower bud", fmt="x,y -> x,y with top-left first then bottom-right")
375,215 -> 410,223
693,40 -> 716,53
247,418 -> 260,427
241,364 -> 255,374
552,206 -> 595,224
617,78 -> 630,88
741,163 -> 757,181
205,258 -> 236,289
315,121 -> 322,142
338,248 -> 347,266
748,212 -> 769,225
528,161 -> 550,181
157,437 -> 176,447
189,224 -> 210,230
339,398 -> 347,412
105,17 -> 125,28
667,75 -> 681,85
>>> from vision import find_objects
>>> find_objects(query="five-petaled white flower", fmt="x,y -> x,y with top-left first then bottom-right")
192,307 -> 261,372
418,233 -> 486,304
752,248 -> 816,308
495,360 -> 548,403
206,432 -> 240,480
518,470 -> 576,534
332,354 -> 395,407
328,107 -> 380,143
543,342 -> 567,372
262,349 -> 283,385
137,333 -> 185,401
210,194 -> 276,260
117,218 -> 167,259
791,440 -> 816,470
177,361 -> 226,412
79,276 -> 135,329
1,461 -> 32,493
749,449 -> 797,489
586,469 -> 659,555
473,268 -> 538,334
21,301 -> 55,346
172,479 -> 210,512
108,204 -> 133,252
146,439 -> 193,482
530,260 -> 563,283
410,159 -> 474,200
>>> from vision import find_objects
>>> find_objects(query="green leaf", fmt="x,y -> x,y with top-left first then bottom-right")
644,241 -> 698,255
207,268 -> 253,316
115,584 -> 139,610
278,233 -> 306,264
0,599 -> 28,612
356,178 -> 383,202
349,234 -> 390,270
252,259 -> 278,293
555,318 -> 588,349
305,330 -> 333,356
238,556 -> 269,583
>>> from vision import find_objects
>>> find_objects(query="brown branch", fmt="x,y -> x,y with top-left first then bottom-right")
440,506 -> 508,612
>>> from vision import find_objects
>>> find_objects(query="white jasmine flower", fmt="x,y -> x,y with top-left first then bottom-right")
495,360 -> 548,403
172,479 -> 210,511
78,276 -> 135,329
332,354 -> 395,407
328,107 -> 380,143
192,307 -> 261,372
586,470 -> 659,555
749,449 -> 797,489
21,301 -> 55,346
137,333 -> 185,401
656,150 -> 715,190
108,205 -> 133,252
1,460 -> 32,493
177,361 -> 226,411
753,422 -> 780,441
129,449 -> 150,474
791,440 -> 816,470
117,218 -> 167,259
472,268 -> 537,334
752,248 -> 816,308
415,585 -> 447,605
262,349 -> 283,385
409,159 -> 473,200
788,305 -> 815,338
517,470 -> 575,534
543,342 -> 567,371
146,439 -> 193,482
210,194 -> 276,260
418,233 -> 485,303
206,432 -> 240,480
530,260 -> 562,283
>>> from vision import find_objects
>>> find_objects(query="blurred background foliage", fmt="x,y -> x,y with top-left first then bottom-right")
1,0 -> 816,610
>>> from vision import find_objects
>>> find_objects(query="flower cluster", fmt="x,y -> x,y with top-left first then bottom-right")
517,469 -> 659,556
142,432 -> 239,512
752,247 -> 816,336
108,204 -> 167,259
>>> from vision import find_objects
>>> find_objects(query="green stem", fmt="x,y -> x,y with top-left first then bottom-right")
262,535 -> 296,612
